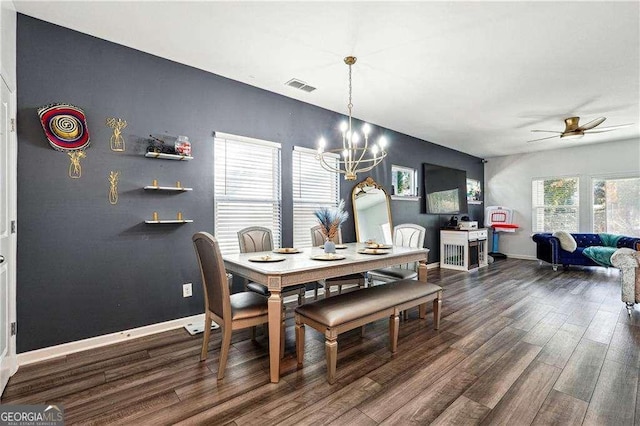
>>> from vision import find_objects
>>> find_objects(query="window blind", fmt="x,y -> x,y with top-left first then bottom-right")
292,147 -> 339,247
214,133 -> 281,254
532,177 -> 579,233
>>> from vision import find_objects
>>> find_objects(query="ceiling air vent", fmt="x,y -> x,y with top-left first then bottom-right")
285,78 -> 316,93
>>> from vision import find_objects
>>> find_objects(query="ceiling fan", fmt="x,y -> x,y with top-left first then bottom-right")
527,117 -> 632,143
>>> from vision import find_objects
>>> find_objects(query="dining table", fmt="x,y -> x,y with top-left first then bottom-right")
222,242 -> 430,383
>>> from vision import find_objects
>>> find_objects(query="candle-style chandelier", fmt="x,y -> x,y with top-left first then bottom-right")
316,56 -> 387,181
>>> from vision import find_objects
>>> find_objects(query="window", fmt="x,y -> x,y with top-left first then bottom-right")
532,177 -> 579,233
292,146 -> 339,247
391,165 -> 418,197
593,176 -> 640,237
214,133 -> 281,254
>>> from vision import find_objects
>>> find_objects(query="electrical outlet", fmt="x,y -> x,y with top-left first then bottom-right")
183,283 -> 193,298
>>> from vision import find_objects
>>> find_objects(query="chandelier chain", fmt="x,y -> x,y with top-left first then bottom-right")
348,62 -> 353,112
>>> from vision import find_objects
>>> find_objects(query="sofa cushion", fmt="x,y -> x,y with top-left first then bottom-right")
583,246 -> 617,267
553,231 -> 577,252
573,233 -> 603,248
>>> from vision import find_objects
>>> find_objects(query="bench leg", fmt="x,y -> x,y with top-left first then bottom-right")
419,303 -> 427,319
295,318 -> 305,366
389,313 -> 399,353
433,293 -> 442,330
325,338 -> 338,384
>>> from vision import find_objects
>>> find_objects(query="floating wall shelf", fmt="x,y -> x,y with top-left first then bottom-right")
144,152 -> 193,161
144,219 -> 194,224
143,185 -> 193,192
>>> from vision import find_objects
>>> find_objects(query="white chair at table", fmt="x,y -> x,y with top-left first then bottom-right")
311,225 -> 366,297
368,223 -> 426,285
368,223 -> 426,319
237,226 -> 308,304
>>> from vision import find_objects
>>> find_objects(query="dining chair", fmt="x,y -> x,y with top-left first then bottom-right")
192,231 -> 283,379
237,226 -> 308,304
368,223 -> 426,284
310,225 -> 366,297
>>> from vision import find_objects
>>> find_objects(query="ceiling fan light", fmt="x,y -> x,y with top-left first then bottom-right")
561,132 -> 584,140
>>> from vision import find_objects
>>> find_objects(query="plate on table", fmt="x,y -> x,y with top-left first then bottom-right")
273,248 -> 301,254
310,254 -> 346,261
366,243 -> 392,249
248,255 -> 286,262
358,248 -> 390,255
318,244 -> 348,249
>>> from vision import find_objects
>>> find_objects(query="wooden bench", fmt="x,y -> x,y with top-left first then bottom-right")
294,279 -> 442,384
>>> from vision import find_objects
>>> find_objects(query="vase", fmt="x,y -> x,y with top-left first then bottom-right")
324,240 -> 336,254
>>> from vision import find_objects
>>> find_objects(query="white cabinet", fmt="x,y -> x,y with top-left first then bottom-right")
440,229 -> 489,271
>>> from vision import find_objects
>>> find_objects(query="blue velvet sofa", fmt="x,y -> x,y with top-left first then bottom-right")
532,233 -> 640,271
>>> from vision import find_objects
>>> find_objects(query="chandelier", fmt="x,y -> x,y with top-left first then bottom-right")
316,56 -> 387,181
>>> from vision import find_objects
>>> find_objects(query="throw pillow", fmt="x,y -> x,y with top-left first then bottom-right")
553,231 -> 577,252
599,233 -> 622,248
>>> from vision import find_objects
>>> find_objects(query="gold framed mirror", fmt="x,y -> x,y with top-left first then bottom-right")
352,177 -> 393,244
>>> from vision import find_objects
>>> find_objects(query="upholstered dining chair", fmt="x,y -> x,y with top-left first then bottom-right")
368,223 -> 426,285
192,231 -> 282,380
237,226 -> 308,304
310,225 -> 366,297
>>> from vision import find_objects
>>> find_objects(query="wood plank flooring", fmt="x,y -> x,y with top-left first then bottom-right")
3,259 -> 639,425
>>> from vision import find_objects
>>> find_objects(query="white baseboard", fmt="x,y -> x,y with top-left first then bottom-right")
16,313 -> 207,366
504,254 -> 537,261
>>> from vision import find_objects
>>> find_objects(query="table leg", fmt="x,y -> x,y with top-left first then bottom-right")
268,287 -> 282,383
418,259 -> 428,282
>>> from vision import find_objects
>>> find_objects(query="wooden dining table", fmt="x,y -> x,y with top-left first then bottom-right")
223,242 -> 430,383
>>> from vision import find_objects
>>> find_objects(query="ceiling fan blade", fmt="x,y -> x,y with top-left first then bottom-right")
577,117 -> 606,131
584,123 -> 634,133
527,135 -> 560,143
531,130 -> 563,133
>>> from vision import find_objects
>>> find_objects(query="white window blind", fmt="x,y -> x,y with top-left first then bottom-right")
592,176 -> 640,236
214,133 -> 281,254
292,147 -> 339,247
532,177 -> 579,233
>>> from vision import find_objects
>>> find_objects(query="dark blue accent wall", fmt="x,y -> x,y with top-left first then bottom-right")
16,14 -> 483,352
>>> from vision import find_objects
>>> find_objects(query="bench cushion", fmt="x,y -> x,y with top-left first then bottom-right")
369,267 -> 418,280
295,280 -> 442,327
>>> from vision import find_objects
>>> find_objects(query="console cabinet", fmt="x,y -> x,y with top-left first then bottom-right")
440,229 -> 489,271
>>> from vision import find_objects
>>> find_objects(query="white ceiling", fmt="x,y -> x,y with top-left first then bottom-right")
14,1 -> 640,158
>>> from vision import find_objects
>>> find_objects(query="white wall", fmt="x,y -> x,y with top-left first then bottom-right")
485,139 -> 640,259
1,0 -> 16,88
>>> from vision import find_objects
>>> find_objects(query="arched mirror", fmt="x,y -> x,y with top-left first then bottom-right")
352,177 -> 393,244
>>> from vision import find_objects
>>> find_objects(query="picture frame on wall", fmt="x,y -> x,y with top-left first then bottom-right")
467,178 -> 482,204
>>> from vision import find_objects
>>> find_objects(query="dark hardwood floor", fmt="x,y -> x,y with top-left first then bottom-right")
3,259 -> 639,425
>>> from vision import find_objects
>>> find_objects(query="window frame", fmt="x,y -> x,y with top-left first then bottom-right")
589,172 -> 640,236
213,132 -> 282,255
531,175 -> 580,233
391,164 -> 418,198
291,146 -> 340,248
